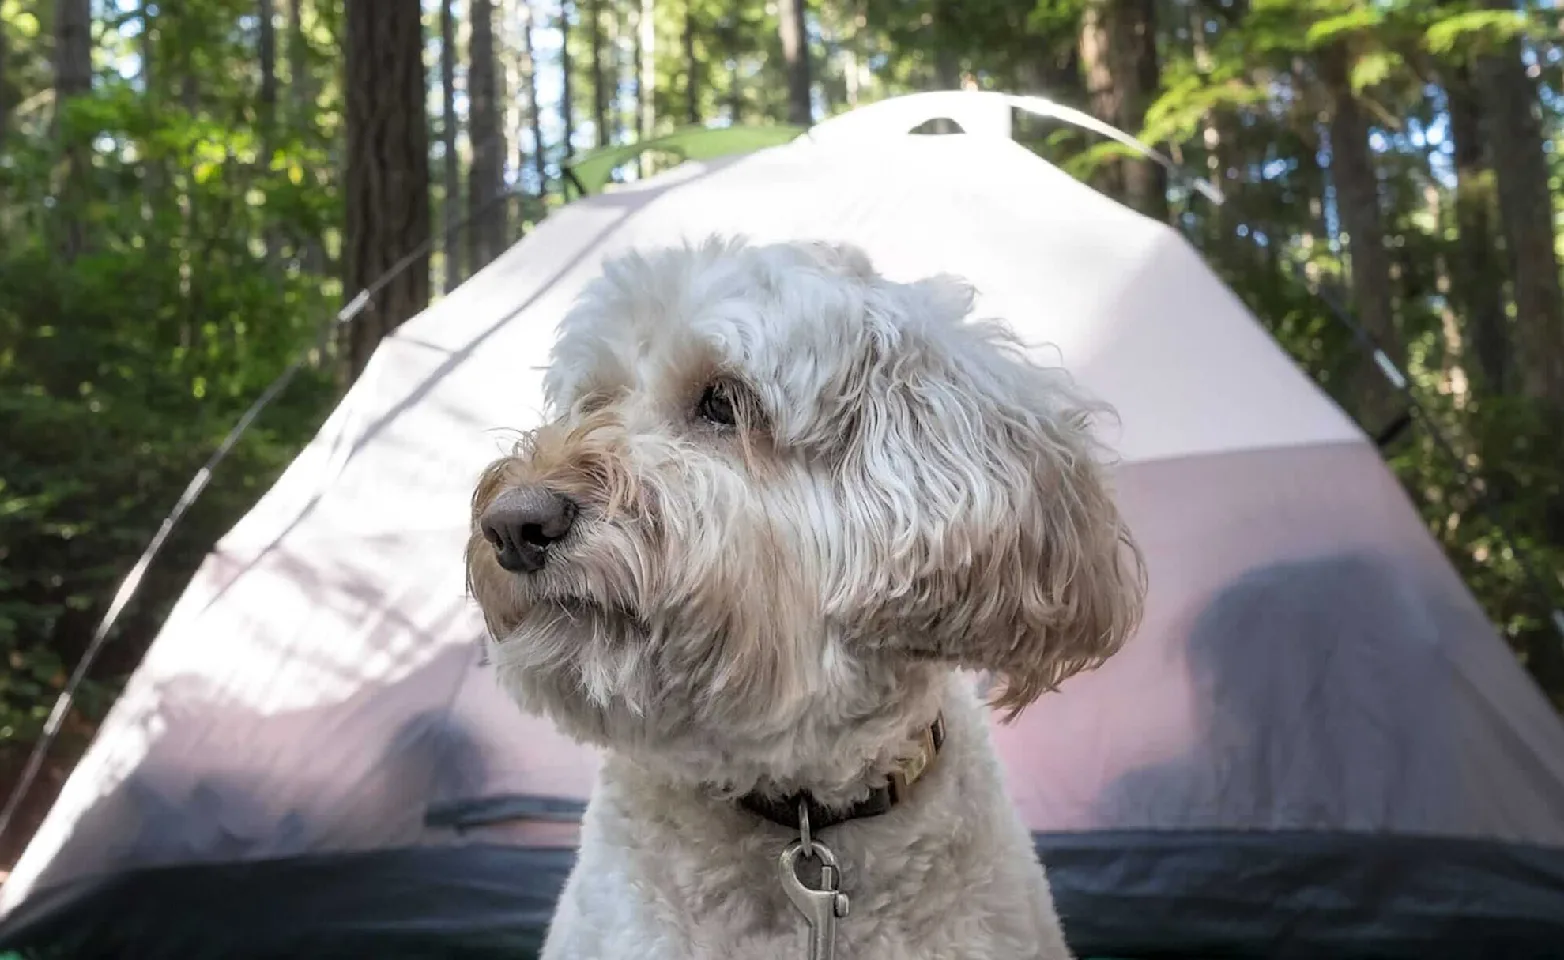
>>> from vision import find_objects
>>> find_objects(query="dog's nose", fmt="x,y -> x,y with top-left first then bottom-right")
480,486 -> 578,573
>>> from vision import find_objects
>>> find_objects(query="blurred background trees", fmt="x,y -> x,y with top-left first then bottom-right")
0,0 -> 1561,867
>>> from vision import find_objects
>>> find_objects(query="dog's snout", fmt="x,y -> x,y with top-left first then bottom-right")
480,486 -> 578,573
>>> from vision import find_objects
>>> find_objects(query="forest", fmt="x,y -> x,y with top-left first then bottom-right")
0,0 -> 1561,868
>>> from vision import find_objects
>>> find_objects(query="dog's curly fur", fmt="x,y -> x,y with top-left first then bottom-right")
465,237 -> 1145,959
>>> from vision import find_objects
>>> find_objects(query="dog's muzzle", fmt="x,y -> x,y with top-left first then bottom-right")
480,485 -> 578,573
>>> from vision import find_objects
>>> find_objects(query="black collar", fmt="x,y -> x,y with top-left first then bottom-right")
737,713 -> 947,832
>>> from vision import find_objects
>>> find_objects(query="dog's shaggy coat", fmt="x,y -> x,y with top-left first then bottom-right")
466,237 -> 1145,959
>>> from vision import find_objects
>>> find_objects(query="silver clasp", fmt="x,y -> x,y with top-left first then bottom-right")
778,838 -> 850,960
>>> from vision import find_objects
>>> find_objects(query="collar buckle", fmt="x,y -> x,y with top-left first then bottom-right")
888,712 -> 945,801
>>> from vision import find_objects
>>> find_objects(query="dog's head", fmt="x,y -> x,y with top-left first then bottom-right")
466,237 -> 1144,788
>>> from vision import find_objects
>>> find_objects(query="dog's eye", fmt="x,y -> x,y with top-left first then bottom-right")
577,390 -> 613,415
697,382 -> 738,427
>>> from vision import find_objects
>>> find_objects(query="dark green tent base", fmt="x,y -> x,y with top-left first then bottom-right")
2,830 -> 1561,959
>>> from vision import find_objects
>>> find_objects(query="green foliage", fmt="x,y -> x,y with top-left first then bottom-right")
0,1 -> 338,744
1141,73 -> 1267,146
1424,9 -> 1531,59
0,235 -> 335,744
1133,0 -> 1564,709
1350,49 -> 1403,93
1304,6 -> 1384,49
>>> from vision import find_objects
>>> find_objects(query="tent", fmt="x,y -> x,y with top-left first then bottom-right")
2,92 -> 1563,959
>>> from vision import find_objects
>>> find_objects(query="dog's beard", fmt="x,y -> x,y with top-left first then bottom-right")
477,530 -> 833,771
491,601 -> 777,769
478,528 -> 728,752
491,596 -> 652,711
481,525 -> 657,705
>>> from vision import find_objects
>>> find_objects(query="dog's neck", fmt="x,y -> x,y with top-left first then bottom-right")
735,712 -> 947,832
603,668 -> 956,829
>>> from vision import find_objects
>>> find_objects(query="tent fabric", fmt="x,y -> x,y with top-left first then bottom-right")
4,93 -> 1564,957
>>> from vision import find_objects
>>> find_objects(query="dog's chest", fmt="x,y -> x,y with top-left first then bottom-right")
548,821 -> 1063,960
566,881 -> 1049,960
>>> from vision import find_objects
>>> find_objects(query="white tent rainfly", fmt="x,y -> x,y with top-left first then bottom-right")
2,92 -> 1563,960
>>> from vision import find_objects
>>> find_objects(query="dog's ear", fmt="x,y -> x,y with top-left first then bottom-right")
972,390 -> 1146,718
842,275 -> 1146,719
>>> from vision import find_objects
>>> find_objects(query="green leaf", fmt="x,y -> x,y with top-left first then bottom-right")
1306,8 -> 1383,48
1351,50 -> 1402,93
1142,76 -> 1269,145
1425,10 -> 1529,57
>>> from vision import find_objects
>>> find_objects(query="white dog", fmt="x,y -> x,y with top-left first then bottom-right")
466,237 -> 1145,959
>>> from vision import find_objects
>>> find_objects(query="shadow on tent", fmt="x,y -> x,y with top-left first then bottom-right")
1041,551 -> 1564,958
0,644 -> 570,958
1102,551 -> 1467,830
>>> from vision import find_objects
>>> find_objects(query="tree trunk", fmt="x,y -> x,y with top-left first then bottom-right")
53,0 -> 92,113
934,48 -> 960,91
728,53 -> 742,123
257,0 -> 280,265
638,0 -> 654,142
932,0 -> 959,92
1114,0 -> 1165,222
504,6 -> 524,206
1078,2 -> 1123,198
817,13 -> 838,116
1187,0 -> 1243,262
842,20 -> 862,110
140,0 -> 154,98
628,0 -> 643,175
179,68 -> 200,323
1028,40 -> 1081,101
440,0 -> 462,291
589,0 -> 608,147
496,12 -> 511,185
468,0 -> 506,272
0,18 -> 7,153
519,0 -> 548,199
1077,0 -> 1165,221
1319,45 -> 1401,433
53,0 -> 92,261
1477,36 -> 1564,410
683,8 -> 699,124
560,2 -> 576,157
778,0 -> 811,125
288,0 -> 327,274
343,0 -> 431,383
925,2 -> 960,129
608,5 -> 627,148
930,0 -> 960,92
1444,60 -> 1510,395
259,0 -> 277,154
287,0 -> 313,123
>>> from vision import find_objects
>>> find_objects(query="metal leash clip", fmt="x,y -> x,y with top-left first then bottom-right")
777,801 -> 850,960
